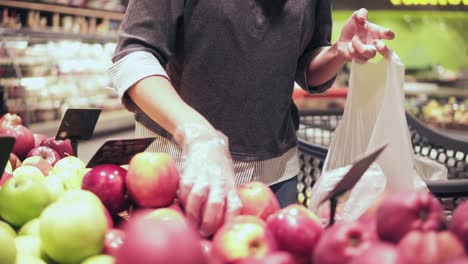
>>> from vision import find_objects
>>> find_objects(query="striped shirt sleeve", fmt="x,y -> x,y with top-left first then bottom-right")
107,51 -> 170,112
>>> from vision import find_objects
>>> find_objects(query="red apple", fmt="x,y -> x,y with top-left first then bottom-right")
212,215 -> 277,263
0,113 -> 22,128
21,156 -> 53,176
125,152 -> 179,208
104,228 -> 125,257
313,220 -> 375,264
82,164 -> 129,215
26,146 -> 61,166
377,191 -> 444,243
449,201 -> 468,251
0,171 -> 13,186
234,251 -> 297,264
41,137 -> 75,158
33,133 -> 47,148
398,231 -> 466,264
8,153 -> 21,170
0,125 -> 35,160
116,211 -> 206,264
237,181 -> 280,221
444,258 -> 468,264
201,239 -> 223,264
349,242 -> 404,264
266,204 -> 322,260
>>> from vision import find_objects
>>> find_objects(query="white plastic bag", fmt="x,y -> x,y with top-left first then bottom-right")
308,51 -> 447,222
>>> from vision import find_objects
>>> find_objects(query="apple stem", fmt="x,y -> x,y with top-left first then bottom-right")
419,210 -> 429,221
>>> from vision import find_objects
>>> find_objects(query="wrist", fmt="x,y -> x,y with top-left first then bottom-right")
174,123 -> 223,146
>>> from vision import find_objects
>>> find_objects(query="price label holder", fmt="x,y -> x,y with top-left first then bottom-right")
0,136 -> 15,174
55,108 -> 102,156
321,144 -> 387,227
86,137 -> 156,168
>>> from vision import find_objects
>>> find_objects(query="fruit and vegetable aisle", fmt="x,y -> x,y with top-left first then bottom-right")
1,112 -> 468,264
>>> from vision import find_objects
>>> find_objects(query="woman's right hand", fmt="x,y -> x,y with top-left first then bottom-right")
175,124 -> 242,237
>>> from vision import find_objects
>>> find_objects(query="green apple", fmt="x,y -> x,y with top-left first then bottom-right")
40,190 -> 107,264
43,174 -> 66,202
81,254 -> 115,264
12,166 -> 44,179
0,224 -> 16,264
0,220 -> 16,238
0,173 -> 50,227
51,156 -> 86,178
49,169 -> 83,190
15,235 -> 45,258
15,254 -> 47,264
18,218 -> 40,237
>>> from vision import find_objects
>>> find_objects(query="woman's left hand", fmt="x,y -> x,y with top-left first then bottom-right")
337,8 -> 395,63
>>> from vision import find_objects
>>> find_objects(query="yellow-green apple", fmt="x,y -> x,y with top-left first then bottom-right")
237,181 -> 280,221
82,254 -> 115,264
116,211 -> 206,264
18,218 -> 40,237
212,215 -> 278,263
26,146 -> 61,167
49,169 -> 83,190
313,220 -> 375,264
376,191 -> 444,243
8,153 -> 21,170
266,204 -> 322,260
234,251 -> 297,264
15,254 -> 47,264
102,204 -> 114,229
21,156 -> 53,176
0,125 -> 35,160
0,113 -> 22,128
145,207 -> 186,223
103,229 -> 124,257
15,235 -> 45,259
40,137 -> 74,158
43,174 -> 66,202
449,201 -> 468,251
0,173 -> 50,227
13,165 -> 44,179
349,242 -> 404,264
0,224 -> 16,264
397,231 -> 466,264
0,220 -> 16,238
33,133 -> 46,148
50,155 -> 86,178
126,152 -> 180,208
40,190 -> 108,264
82,164 -> 129,215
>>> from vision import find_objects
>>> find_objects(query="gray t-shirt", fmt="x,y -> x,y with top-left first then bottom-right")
113,0 -> 335,161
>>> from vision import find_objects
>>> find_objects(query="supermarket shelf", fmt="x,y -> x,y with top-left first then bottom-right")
29,109 -> 135,138
0,0 -> 125,21
0,27 -> 118,42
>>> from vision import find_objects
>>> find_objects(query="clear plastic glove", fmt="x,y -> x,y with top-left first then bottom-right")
174,124 -> 242,237
337,8 -> 395,63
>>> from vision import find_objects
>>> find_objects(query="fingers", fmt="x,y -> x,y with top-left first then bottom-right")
199,188 -> 225,237
368,22 -> 395,40
352,8 -> 368,25
224,190 -> 242,223
185,182 -> 209,227
373,39 -> 390,58
350,35 -> 376,62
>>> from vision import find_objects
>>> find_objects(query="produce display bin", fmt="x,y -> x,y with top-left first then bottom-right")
296,109 -> 468,216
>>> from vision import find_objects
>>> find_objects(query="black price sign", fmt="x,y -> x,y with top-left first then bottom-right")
0,136 -> 15,173
86,137 -> 156,168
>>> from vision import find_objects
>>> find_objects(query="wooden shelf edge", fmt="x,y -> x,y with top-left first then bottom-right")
1,0 -> 125,21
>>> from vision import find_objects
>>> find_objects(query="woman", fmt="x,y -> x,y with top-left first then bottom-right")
108,0 -> 394,237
